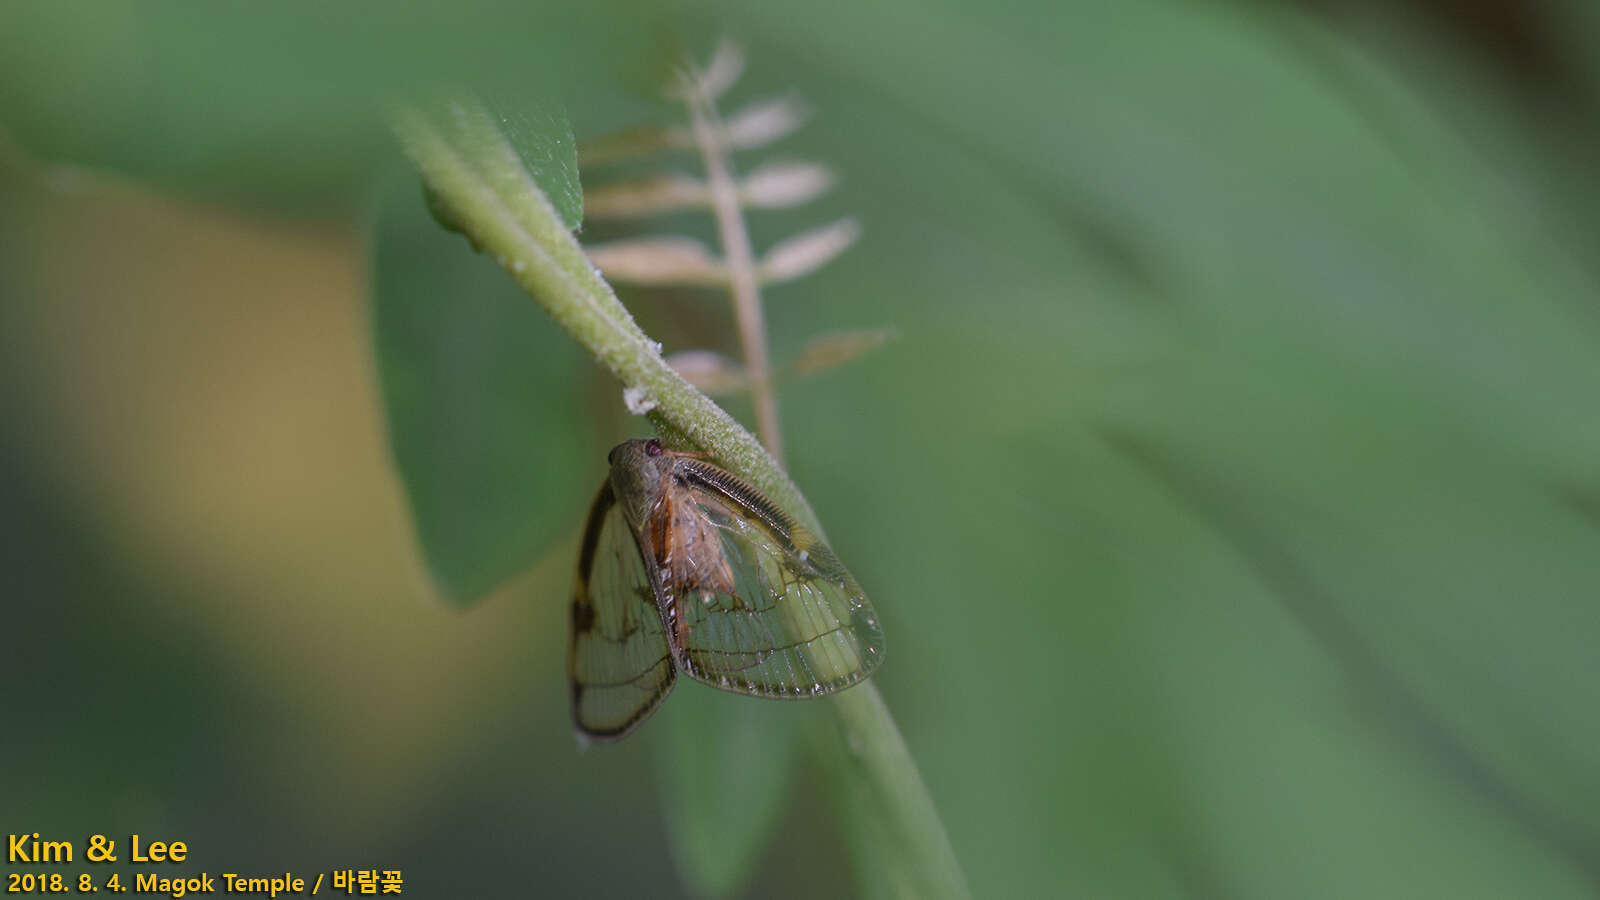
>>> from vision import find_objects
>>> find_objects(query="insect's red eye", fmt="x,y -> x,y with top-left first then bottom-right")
645,439 -> 664,457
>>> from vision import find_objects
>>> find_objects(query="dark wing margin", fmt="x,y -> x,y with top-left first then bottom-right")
568,478 -> 675,742
669,459 -> 886,698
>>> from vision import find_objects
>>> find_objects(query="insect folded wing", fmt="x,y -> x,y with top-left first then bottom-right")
666,464 -> 885,699
568,481 -> 677,741
568,440 -> 885,741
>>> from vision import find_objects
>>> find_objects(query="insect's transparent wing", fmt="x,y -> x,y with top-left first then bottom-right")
569,481 -> 675,740
670,465 -> 885,698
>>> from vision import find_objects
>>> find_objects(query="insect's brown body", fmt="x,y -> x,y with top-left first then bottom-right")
648,485 -> 738,645
568,438 -> 885,741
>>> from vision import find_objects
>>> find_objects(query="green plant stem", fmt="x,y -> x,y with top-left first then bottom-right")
393,97 -> 969,900
392,98 -> 813,527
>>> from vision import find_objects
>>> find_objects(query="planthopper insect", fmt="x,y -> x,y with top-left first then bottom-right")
568,438 -> 885,741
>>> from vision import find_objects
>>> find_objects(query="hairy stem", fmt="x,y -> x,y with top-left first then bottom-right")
393,97 -> 969,900
682,77 -> 785,463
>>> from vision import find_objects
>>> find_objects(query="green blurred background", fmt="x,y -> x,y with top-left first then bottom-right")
5,1 -> 1600,897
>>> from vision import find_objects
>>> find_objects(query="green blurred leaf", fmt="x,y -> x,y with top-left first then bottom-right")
657,687 -> 806,899
705,3 -> 1600,897
371,168 -> 592,605
0,0 -> 648,212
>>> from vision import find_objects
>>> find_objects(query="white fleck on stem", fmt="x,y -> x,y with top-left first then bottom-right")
683,75 -> 785,465
623,385 -> 658,415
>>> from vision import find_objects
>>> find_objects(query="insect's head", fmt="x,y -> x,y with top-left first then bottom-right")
606,438 -> 677,528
